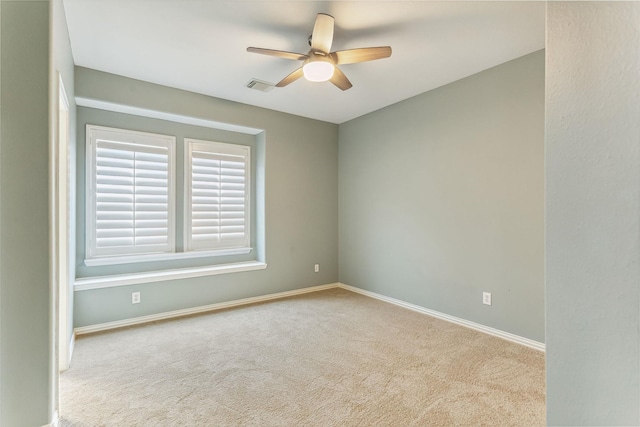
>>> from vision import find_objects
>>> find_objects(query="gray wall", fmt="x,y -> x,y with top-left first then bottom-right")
0,1 -> 52,425
339,51 -> 545,342
74,68 -> 338,327
546,3 -> 640,425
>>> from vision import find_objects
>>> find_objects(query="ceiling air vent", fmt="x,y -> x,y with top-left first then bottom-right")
246,79 -> 275,92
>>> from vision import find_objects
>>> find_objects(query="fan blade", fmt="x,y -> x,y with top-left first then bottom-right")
247,47 -> 308,61
311,13 -> 334,53
276,67 -> 304,87
330,67 -> 352,91
330,47 -> 392,65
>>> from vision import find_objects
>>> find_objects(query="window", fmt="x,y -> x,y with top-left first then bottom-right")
185,138 -> 251,254
85,125 -> 176,260
85,125 -> 254,267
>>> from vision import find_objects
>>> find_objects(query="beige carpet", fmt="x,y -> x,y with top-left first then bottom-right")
60,288 -> 545,426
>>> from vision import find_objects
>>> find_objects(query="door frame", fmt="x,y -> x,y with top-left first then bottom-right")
56,72 -> 71,371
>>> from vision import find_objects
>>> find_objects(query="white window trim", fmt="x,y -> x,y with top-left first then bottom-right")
184,138 -> 251,253
75,261 -> 268,291
84,246 -> 252,267
85,125 -> 176,261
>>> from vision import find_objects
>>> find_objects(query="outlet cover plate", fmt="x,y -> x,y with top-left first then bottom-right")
482,292 -> 492,306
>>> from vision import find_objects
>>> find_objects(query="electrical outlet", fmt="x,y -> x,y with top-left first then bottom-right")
314,264 -> 319,273
482,292 -> 492,306
132,291 -> 141,304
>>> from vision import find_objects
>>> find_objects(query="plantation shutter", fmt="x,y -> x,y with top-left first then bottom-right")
87,126 -> 175,259
186,139 -> 250,252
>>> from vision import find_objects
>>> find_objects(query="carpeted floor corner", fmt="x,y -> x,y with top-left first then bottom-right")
60,288 -> 545,426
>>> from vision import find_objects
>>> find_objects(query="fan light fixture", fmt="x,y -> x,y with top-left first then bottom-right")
303,60 -> 334,82
247,13 -> 392,91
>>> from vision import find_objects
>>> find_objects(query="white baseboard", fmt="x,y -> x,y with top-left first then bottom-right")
42,410 -> 59,427
75,283 -> 340,335
337,283 -> 545,352
74,281 -> 544,352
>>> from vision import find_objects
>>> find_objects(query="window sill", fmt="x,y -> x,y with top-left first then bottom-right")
74,260 -> 267,291
84,247 -> 252,267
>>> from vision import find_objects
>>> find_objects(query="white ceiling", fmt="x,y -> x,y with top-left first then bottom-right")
63,1 -> 545,124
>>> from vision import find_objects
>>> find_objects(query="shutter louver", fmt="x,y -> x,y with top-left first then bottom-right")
187,140 -> 250,252
87,126 -> 175,259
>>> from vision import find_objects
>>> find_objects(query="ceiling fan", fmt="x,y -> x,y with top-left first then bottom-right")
247,13 -> 392,91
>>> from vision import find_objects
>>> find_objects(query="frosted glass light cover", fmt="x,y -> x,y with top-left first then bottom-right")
303,61 -> 334,82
